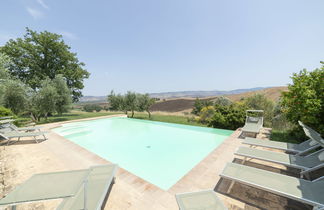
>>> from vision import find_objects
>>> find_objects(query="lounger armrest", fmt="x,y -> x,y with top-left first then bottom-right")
301,163 -> 324,177
304,148 -> 324,157
297,144 -> 321,156
313,176 -> 324,182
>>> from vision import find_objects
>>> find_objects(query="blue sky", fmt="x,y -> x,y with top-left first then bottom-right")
1,0 -> 324,96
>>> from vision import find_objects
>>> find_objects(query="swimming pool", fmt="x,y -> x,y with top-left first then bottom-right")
52,117 -> 233,190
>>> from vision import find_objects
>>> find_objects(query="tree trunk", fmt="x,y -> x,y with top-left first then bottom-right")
30,113 -> 36,122
147,110 -> 151,119
131,110 -> 134,118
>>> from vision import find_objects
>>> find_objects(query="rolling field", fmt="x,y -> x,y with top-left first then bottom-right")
150,86 -> 287,113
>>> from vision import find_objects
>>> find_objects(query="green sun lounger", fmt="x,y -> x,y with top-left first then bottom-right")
241,110 -> 264,135
242,137 -> 320,155
175,190 -> 228,210
299,121 -> 324,147
235,147 -> 324,176
0,120 -> 43,132
0,169 -> 91,209
220,162 -> 324,209
0,164 -> 118,210
9,124 -> 43,132
0,116 -> 13,120
57,164 -> 118,210
0,130 -> 48,145
0,119 -> 15,125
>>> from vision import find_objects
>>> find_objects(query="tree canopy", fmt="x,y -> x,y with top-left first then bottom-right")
107,91 -> 155,118
137,93 -> 155,118
0,28 -> 90,101
281,68 -> 324,135
28,75 -> 72,121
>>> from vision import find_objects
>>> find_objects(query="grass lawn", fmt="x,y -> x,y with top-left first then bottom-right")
130,112 -> 206,127
15,110 -> 306,144
17,110 -> 123,125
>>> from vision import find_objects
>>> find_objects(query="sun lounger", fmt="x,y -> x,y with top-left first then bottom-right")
220,162 -> 324,209
0,116 -> 13,120
0,120 -> 43,132
0,164 -> 118,210
175,190 -> 228,210
8,123 -> 43,132
0,130 -> 48,145
235,146 -> 324,176
0,119 -> 15,125
0,169 -> 91,209
57,164 -> 118,210
241,110 -> 263,136
242,137 -> 320,155
299,121 -> 324,147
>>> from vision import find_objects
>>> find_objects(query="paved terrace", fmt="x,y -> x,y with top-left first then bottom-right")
0,115 -> 312,210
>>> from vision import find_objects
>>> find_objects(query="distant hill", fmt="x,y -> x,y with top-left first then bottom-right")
79,96 -> 107,103
80,87 -> 269,102
149,86 -> 287,113
148,87 -> 267,99
225,86 -> 288,102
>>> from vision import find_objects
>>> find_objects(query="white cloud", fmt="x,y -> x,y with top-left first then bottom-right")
60,31 -> 78,40
36,0 -> 49,9
26,7 -> 44,19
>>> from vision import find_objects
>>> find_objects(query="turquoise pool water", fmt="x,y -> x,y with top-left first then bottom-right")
52,117 -> 233,190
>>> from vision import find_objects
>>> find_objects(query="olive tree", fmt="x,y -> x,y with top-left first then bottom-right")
30,79 -> 58,121
107,91 -> 127,113
137,94 -> 155,118
213,96 -> 232,106
29,75 -> 72,121
52,75 -> 72,115
0,53 -> 29,114
125,91 -> 137,117
2,79 -> 29,114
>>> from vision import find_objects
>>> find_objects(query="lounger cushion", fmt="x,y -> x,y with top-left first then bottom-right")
243,137 -> 319,153
57,164 -> 117,210
235,147 -> 322,169
247,117 -> 259,123
220,162 -> 324,207
175,190 -> 227,210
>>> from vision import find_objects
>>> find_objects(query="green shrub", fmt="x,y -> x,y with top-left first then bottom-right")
198,106 -> 215,124
207,103 -> 246,130
94,105 -> 102,112
83,104 -> 102,112
271,127 -> 308,143
0,106 -> 13,117
192,98 -> 214,115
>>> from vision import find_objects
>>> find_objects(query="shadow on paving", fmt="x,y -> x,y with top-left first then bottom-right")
0,139 -> 46,146
214,158 -> 314,210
